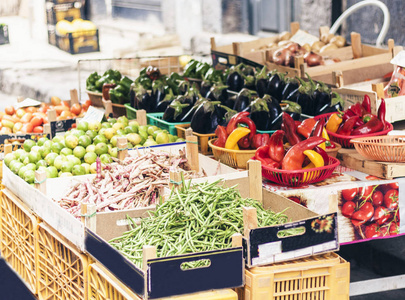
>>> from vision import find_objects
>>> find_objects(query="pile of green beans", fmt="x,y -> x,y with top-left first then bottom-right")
109,179 -> 293,268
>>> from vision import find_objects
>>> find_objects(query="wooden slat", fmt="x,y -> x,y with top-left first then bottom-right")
337,149 -> 405,180
351,32 -> 363,58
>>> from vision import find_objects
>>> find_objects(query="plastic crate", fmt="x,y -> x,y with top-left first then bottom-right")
88,262 -> 141,300
36,223 -> 88,300
241,252 -> 350,300
0,190 -> 38,294
147,113 -> 190,136
157,289 -> 238,300
124,103 -> 143,121
46,2 -> 83,25
175,124 -> 216,155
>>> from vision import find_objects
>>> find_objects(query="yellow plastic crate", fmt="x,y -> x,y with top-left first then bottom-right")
36,223 -> 88,300
88,262 -> 141,300
175,124 -> 216,155
242,252 -> 350,300
156,289 -> 238,300
0,190 -> 38,294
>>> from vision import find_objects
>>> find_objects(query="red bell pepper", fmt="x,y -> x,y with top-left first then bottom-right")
362,95 -> 371,114
268,130 -> 285,162
213,125 -> 228,148
282,112 -> 302,146
362,113 -> 373,123
337,116 -> 360,135
251,133 -> 270,149
378,98 -> 386,126
281,137 -> 326,170
310,119 -> 325,137
226,112 -> 250,135
348,102 -> 363,117
297,118 -> 316,138
255,145 -> 280,168
351,116 -> 384,135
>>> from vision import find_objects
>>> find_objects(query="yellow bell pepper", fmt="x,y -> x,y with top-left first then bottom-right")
303,150 -> 324,168
225,127 -> 250,150
318,128 -> 329,150
303,162 -> 315,169
325,113 -> 342,133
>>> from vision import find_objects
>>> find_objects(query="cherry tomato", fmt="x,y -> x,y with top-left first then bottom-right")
25,106 -> 37,113
374,206 -> 391,225
378,184 -> 391,194
384,189 -> 399,210
351,210 -> 368,226
20,112 -> 33,124
288,196 -> 301,204
342,188 -> 358,201
365,223 -> 381,239
21,123 -> 34,133
359,202 -> 374,222
388,182 -> 399,190
341,201 -> 355,218
389,222 -> 399,235
82,100 -> 91,111
372,190 -> 383,206
359,185 -> 374,201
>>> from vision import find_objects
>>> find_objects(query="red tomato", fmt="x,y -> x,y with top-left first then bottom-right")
372,190 -> 383,206
374,206 -> 391,225
70,103 -> 82,116
359,202 -> 374,222
341,201 -> 355,218
359,185 -> 374,201
351,210 -> 368,226
21,123 -> 34,133
4,105 -> 15,116
25,106 -> 37,113
33,126 -> 43,133
342,188 -> 358,201
389,222 -> 399,236
20,112 -> 33,124
388,182 -> 399,190
384,189 -> 399,210
365,223 -> 381,239
61,100 -> 70,107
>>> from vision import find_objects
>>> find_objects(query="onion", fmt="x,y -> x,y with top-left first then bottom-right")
273,48 -> 286,65
311,41 -> 325,53
330,36 -> 346,48
319,43 -> 338,54
304,51 -> 323,67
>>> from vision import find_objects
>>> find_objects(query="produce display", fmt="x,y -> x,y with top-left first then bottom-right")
340,183 -> 399,240
0,98 -> 89,134
109,179 -> 296,268
3,116 -> 184,182
325,95 -> 387,136
56,150 -> 200,217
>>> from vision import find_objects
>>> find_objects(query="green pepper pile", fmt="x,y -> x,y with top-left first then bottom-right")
109,179 -> 298,268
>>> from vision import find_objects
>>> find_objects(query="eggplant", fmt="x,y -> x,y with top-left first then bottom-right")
266,71 -> 285,100
134,86 -> 155,113
162,97 -> 191,122
244,75 -> 256,90
151,81 -> 165,111
217,105 -> 237,127
234,88 -> 257,112
180,98 -> 205,123
281,77 -> 299,100
155,88 -> 175,113
294,77 -> 315,115
281,100 -> 302,121
263,94 -> 282,123
190,100 -> 221,134
184,83 -> 200,106
313,81 -> 331,115
199,81 -> 212,98
240,64 -> 255,77
255,66 -> 268,98
249,98 -> 271,131
318,102 -> 343,114
206,85 -> 231,107
178,80 -> 190,95
226,65 -> 244,92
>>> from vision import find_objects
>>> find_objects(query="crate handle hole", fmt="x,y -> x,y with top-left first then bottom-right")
180,258 -> 211,271
218,57 -> 228,65
277,226 -> 306,239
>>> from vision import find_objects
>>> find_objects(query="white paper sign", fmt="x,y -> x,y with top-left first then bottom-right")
290,29 -> 320,46
81,106 -> 105,123
390,50 -> 405,68
15,98 -> 42,108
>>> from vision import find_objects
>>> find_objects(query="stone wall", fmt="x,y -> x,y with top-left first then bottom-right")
0,0 -> 20,16
298,0 -> 332,36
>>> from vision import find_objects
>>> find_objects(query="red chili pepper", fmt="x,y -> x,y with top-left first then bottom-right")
282,112 -> 302,146
255,145 -> 280,168
342,109 -> 357,122
310,119 -> 325,137
362,95 -> 371,114
348,103 -> 363,117
213,125 -> 228,148
351,116 -> 384,135
314,146 -> 329,165
337,116 -> 360,135
297,118 -> 316,138
235,116 -> 257,141
378,98 -> 386,126
251,133 -> 270,149
281,137 -> 326,170
268,130 -> 285,162
354,117 -> 364,128
362,113 -> 373,123
226,112 -> 250,135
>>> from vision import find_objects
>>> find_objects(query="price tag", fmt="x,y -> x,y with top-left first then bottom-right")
391,50 -> 405,68
81,106 -> 105,123
290,29 -> 319,46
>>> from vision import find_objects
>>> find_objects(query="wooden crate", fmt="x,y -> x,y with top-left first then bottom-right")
240,253 -> 350,300
88,262 -> 141,300
0,189 -> 38,294
36,222 -> 88,300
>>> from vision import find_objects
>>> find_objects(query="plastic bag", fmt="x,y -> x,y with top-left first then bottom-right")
384,66 -> 405,98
